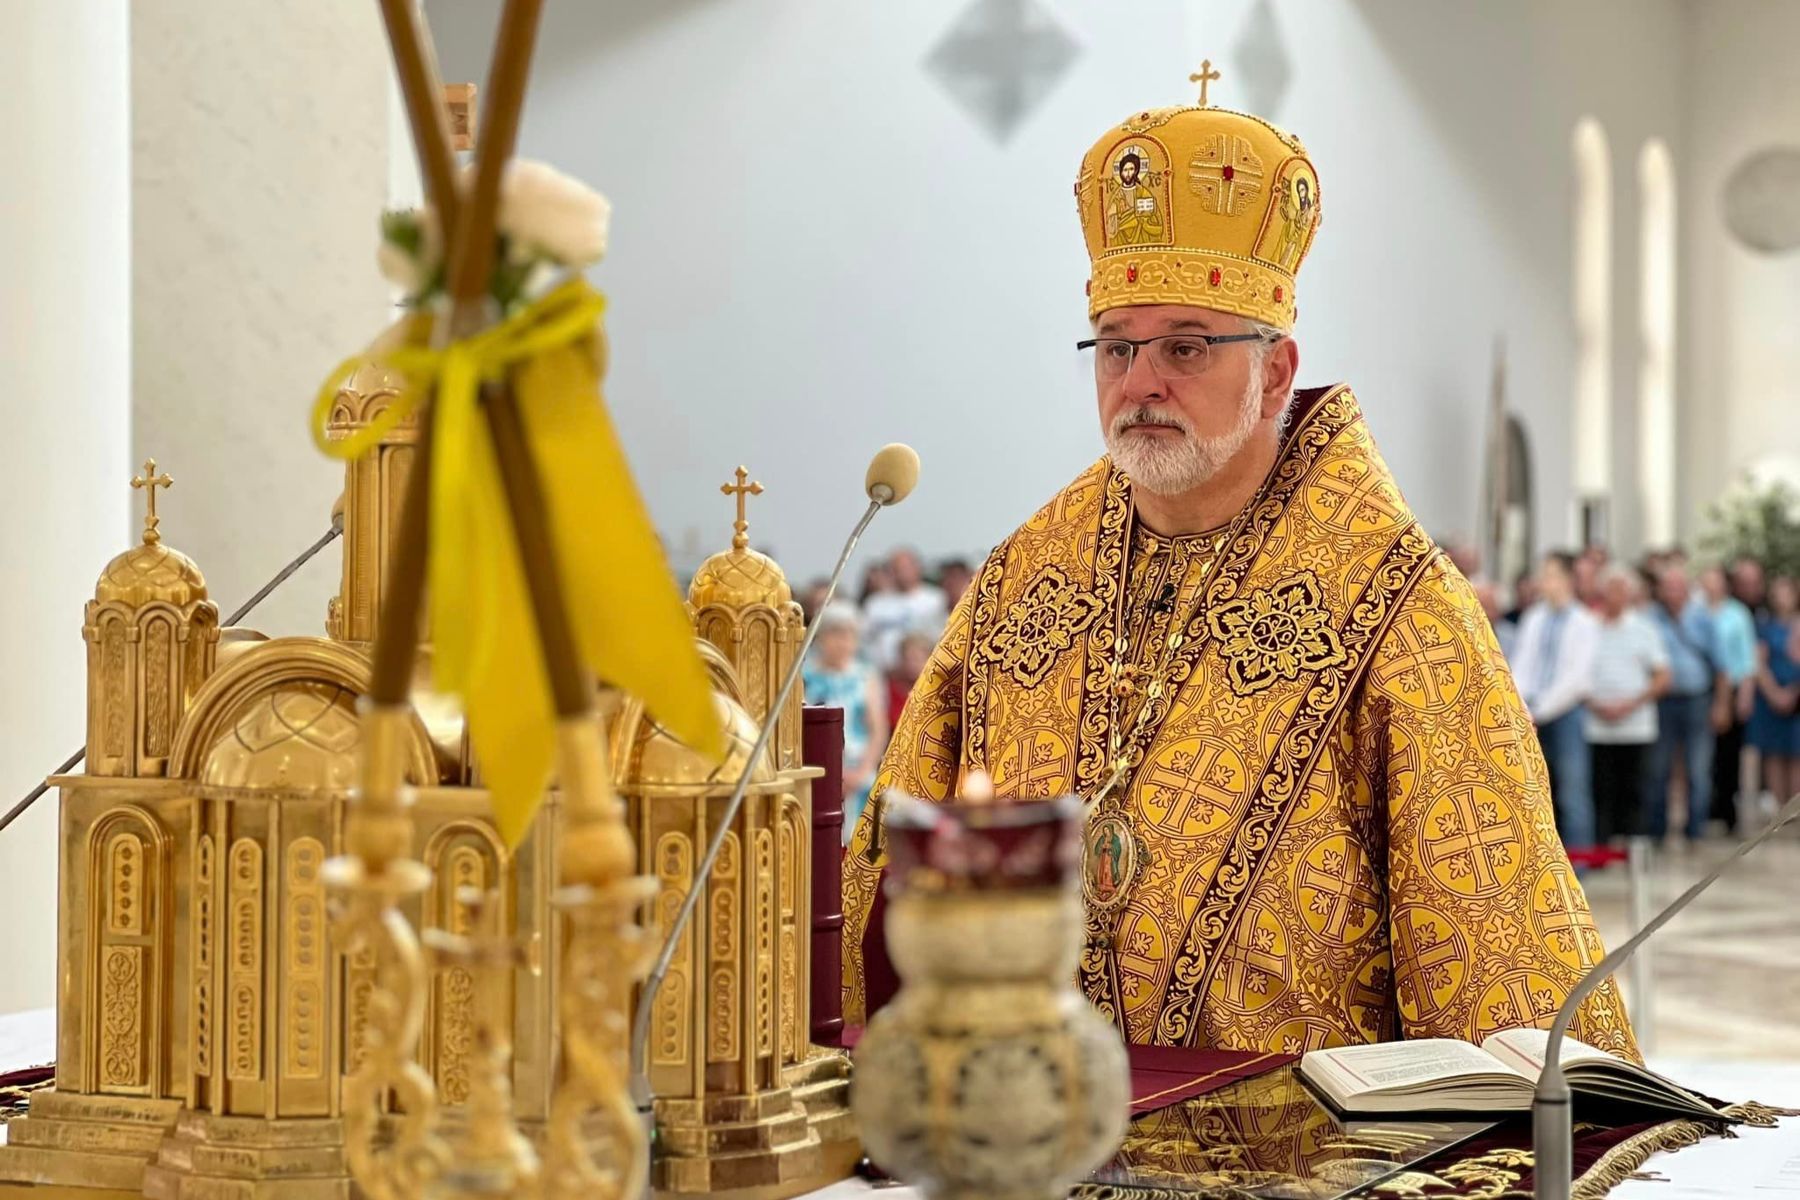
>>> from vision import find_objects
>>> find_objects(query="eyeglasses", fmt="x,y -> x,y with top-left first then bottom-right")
1076,331 -> 1273,381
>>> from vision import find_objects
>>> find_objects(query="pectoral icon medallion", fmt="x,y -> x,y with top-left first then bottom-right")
1082,811 -> 1141,917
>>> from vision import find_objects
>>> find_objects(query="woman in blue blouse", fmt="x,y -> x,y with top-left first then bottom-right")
802,601 -> 888,843
1746,576 -> 1800,808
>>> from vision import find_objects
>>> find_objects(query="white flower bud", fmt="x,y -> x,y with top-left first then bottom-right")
497,159 -> 611,266
377,240 -> 426,293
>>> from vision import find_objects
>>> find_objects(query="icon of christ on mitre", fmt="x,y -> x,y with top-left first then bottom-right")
842,90 -> 1637,1059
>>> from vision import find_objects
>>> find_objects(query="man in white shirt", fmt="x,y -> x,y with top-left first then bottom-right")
862,547 -> 948,669
1511,552 -> 1601,850
1586,565 -> 1672,842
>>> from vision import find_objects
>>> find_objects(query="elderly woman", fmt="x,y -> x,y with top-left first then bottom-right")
802,601 -> 888,842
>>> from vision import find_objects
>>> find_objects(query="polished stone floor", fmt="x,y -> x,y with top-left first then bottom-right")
1584,828 -> 1800,1061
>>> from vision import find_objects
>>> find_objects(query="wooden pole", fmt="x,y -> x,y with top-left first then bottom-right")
441,0 -> 592,717
367,0 -> 461,707
376,0 -> 462,228
444,0 -> 544,323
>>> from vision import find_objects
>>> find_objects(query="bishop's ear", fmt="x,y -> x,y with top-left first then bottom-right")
1261,335 -> 1300,417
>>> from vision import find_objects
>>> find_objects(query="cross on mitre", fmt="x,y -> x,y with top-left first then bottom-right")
1190,59 -> 1221,107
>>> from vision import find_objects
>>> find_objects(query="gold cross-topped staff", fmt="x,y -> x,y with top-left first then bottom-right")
720,466 -> 764,551
1190,58 -> 1221,107
130,459 -> 174,543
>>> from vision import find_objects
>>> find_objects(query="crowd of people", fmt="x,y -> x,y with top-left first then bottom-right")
797,541 -> 1800,852
797,548 -> 973,838
1476,546 -> 1800,852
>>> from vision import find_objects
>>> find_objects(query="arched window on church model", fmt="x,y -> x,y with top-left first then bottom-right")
1637,138 -> 1678,549
1572,117 -> 1613,546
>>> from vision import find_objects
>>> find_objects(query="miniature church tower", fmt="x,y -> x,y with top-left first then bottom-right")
84,461 -> 219,778
688,467 -> 806,771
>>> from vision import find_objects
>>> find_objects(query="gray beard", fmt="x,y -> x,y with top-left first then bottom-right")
1103,372 -> 1263,496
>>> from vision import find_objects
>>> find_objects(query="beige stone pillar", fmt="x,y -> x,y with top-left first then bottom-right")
131,1 -> 393,638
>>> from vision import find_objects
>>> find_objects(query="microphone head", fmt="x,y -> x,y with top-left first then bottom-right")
865,443 -> 920,506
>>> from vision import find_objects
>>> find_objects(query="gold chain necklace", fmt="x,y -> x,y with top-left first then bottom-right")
1081,519 -> 1225,929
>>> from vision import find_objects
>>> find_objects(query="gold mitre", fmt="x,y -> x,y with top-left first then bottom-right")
1076,93 -> 1321,329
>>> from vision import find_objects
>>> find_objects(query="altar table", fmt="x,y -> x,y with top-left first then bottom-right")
3,1009 -> 1794,1199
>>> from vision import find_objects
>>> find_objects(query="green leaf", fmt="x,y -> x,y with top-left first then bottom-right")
1700,476 -> 1800,578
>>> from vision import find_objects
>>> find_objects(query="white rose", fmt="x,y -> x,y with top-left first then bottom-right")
497,159 -> 610,266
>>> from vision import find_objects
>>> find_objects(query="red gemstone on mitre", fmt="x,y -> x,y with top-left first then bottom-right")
1085,279 -> 1093,295
1274,285 -> 1285,302
1209,267 -> 1222,287
1127,264 -> 1139,283
1222,165 -> 1236,181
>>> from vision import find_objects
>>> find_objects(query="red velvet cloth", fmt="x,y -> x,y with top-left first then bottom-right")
832,1028 -> 1293,1118
1124,1046 -> 1295,1116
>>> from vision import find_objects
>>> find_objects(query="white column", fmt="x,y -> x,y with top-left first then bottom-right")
1571,118 -> 1614,541
1637,140 -> 1678,549
0,4 -> 132,1015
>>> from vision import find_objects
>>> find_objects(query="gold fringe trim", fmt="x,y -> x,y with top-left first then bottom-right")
1571,1102 -> 1800,1200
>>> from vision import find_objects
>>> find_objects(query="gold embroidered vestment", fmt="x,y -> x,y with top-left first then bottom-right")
843,387 -> 1636,1059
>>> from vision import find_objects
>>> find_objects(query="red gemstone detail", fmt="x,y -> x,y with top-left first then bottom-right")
1274,286 -> 1285,302
1085,279 -> 1093,295
1209,267 -> 1222,287
1127,265 -> 1139,283
1222,165 -> 1236,181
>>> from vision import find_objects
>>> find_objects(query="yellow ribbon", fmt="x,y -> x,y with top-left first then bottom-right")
312,278 -> 723,844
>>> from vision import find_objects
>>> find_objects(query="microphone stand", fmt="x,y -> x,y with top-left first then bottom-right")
627,494 -> 888,1152
1533,793 -> 1800,1200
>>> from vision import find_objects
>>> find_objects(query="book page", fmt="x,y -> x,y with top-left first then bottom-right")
1481,1027 -> 1617,1074
1305,1038 -> 1520,1095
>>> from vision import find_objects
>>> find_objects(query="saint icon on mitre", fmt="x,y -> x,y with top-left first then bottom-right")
1106,144 -> 1167,246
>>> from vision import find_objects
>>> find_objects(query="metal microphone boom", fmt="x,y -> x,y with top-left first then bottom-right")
1532,793 -> 1800,1200
628,445 -> 920,1130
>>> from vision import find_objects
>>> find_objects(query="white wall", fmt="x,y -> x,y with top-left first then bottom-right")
131,1 -> 393,637
1680,0 -> 1800,534
424,0 -> 1687,581
0,4 -> 131,1015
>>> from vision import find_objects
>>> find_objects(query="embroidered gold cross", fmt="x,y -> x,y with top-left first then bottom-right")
720,465 -> 764,551
130,459 -> 173,544
1190,59 -> 1221,107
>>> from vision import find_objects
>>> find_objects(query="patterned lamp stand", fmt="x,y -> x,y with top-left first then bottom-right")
851,794 -> 1129,1200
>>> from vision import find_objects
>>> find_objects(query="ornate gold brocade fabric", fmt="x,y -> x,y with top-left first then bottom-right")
843,386 -> 1637,1061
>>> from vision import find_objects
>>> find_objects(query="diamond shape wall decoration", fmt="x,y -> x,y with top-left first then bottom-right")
925,0 -> 1080,144
1232,0 -> 1292,120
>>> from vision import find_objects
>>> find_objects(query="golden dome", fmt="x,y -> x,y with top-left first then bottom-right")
100,458 -> 207,607
95,539 -> 208,608
200,682 -> 360,792
688,546 -> 792,611
615,640 -> 774,789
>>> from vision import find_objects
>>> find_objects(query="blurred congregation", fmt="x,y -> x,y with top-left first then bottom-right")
787,539 -> 1800,853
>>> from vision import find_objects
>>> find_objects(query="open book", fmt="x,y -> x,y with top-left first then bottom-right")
1298,1029 -> 1724,1118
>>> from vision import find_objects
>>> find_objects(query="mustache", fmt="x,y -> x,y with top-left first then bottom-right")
1109,407 -> 1194,438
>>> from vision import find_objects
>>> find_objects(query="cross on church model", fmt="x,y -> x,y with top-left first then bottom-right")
130,458 -> 173,543
1190,58 -> 1221,107
721,465 -> 764,551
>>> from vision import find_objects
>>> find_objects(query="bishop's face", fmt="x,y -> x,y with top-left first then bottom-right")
1094,304 -> 1284,497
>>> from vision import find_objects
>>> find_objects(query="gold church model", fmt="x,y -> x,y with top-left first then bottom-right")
0,359 -> 857,1200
